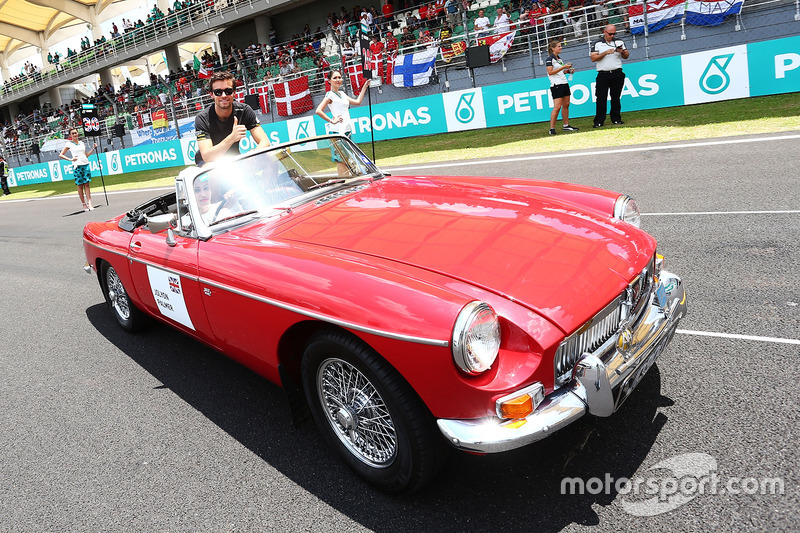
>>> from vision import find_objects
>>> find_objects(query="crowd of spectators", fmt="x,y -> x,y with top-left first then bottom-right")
1,0 -> 635,158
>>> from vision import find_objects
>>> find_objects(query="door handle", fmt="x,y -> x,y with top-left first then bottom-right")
130,241 -> 142,252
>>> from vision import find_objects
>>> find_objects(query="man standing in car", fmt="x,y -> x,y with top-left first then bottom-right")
590,24 -> 629,128
194,71 -> 270,164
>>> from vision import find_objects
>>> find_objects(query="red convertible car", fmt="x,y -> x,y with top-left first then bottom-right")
83,136 -> 687,492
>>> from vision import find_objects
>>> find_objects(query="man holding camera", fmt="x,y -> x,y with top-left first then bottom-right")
590,25 -> 629,128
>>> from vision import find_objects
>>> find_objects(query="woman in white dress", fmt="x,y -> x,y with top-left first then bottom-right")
315,69 -> 370,175
59,127 -> 98,211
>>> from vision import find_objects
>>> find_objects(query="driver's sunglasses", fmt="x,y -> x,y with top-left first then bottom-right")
212,88 -> 235,96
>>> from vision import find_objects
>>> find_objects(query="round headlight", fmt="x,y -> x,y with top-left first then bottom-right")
614,196 -> 641,228
452,301 -> 501,374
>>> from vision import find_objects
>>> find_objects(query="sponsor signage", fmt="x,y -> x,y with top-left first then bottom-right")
10,36 -> 798,186
443,88 -> 487,132
681,45 -> 749,104
105,151 -> 124,175
341,93 -> 445,142
12,164 -> 51,186
748,35 -> 800,97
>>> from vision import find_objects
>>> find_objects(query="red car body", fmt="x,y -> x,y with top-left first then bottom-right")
83,136 -> 686,492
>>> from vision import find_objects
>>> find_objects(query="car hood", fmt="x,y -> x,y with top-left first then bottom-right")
270,176 -> 655,334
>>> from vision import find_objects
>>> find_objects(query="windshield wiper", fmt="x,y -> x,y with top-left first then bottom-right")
207,209 -> 258,227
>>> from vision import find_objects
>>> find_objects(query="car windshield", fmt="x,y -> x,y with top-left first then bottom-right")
191,136 -> 381,227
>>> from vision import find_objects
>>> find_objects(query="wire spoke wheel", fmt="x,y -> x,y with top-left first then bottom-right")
105,266 -> 131,321
302,331 -> 448,492
317,357 -> 397,468
101,262 -> 146,332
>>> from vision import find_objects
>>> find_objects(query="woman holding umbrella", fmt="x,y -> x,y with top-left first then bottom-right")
59,127 -> 98,211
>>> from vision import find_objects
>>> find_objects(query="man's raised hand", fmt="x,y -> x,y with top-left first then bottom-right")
230,115 -> 247,142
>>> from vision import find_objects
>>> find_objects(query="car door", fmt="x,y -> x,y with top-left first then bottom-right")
127,226 -> 216,346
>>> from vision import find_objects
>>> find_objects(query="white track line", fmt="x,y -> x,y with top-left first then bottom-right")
643,210 -> 800,216
676,329 -> 800,345
0,186 -> 173,204
386,133 -> 800,172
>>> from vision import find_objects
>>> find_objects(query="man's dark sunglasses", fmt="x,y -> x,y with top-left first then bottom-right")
212,88 -> 235,96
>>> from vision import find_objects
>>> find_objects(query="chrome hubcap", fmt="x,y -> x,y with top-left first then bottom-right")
317,358 -> 397,468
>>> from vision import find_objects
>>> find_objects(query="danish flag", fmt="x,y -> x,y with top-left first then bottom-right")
345,61 -> 367,94
370,51 -> 384,79
250,85 -> 270,113
233,86 -> 270,113
273,76 -> 313,116
383,52 -> 397,85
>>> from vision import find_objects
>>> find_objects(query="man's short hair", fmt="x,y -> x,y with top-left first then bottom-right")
207,70 -> 235,92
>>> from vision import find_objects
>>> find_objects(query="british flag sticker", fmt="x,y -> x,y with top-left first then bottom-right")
168,276 -> 181,294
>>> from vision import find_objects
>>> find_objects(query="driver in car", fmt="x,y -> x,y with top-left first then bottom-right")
194,175 -> 242,224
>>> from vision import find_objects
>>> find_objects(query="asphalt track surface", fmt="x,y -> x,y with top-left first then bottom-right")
1,132 -> 798,532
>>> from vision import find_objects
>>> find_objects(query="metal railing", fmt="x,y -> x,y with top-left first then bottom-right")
0,0 -> 261,102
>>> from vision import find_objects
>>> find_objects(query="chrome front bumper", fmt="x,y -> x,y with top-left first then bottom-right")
437,270 -> 687,454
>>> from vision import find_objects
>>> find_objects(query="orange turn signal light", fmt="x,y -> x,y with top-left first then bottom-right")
495,382 -> 545,420
502,418 -> 529,429
499,395 -> 534,419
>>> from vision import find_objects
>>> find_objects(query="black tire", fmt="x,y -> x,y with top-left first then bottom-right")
101,262 -> 147,333
301,330 -> 448,493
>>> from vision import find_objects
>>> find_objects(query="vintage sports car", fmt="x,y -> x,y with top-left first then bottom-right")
83,135 -> 687,493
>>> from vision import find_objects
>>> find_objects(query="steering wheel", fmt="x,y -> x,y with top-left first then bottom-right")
211,200 -> 227,223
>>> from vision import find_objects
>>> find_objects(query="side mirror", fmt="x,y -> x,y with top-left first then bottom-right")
165,227 -> 177,247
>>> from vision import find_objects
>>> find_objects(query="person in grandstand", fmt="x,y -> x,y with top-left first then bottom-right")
314,69 -> 370,175
474,9 -> 491,38
494,7 -> 511,33
545,40 -> 579,135
194,71 -> 270,165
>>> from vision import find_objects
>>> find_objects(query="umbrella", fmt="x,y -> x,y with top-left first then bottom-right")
40,138 -> 69,152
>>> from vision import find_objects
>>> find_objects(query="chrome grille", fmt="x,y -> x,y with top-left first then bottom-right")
554,299 -> 623,386
554,257 -> 656,388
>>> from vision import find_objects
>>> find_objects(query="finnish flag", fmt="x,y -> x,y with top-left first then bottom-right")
392,48 -> 439,88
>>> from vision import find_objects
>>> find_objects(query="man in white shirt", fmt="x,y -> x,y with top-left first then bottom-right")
474,9 -> 491,38
590,24 -> 629,127
493,7 -> 511,33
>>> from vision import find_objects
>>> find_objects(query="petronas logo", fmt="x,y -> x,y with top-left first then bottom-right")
186,140 -> 197,161
296,121 -> 310,140
455,93 -> 476,124
110,154 -> 120,172
700,54 -> 735,95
